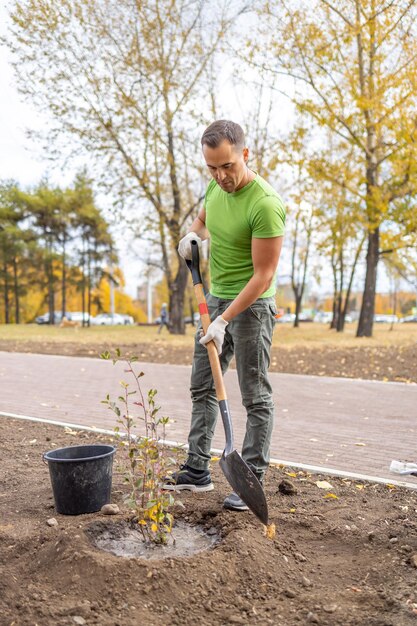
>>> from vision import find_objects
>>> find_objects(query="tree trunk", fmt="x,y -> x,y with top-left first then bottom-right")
45,233 -> 55,325
81,238 -> 86,327
293,293 -> 302,328
357,228 -> 379,337
389,281 -> 397,332
48,258 -> 55,324
61,234 -> 66,319
3,259 -> 10,324
169,263 -> 189,334
13,257 -> 20,324
87,247 -> 91,327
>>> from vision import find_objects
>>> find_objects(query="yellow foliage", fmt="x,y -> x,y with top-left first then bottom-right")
263,523 -> 276,539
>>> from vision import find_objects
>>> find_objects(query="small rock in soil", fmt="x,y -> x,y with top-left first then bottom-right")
410,554 -> 417,568
46,518 -> 58,527
101,503 -> 120,515
278,479 -> 297,495
72,617 -> 86,625
284,588 -> 296,598
323,604 -> 337,613
400,544 -> 412,553
228,616 -> 247,624
306,611 -> 320,623
295,552 -> 307,562
302,576 -> 312,587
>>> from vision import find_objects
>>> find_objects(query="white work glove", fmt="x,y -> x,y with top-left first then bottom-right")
178,232 -> 202,260
200,315 -> 228,355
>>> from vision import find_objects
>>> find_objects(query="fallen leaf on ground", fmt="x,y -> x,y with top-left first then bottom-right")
64,427 -> 78,435
355,442 -> 366,447
263,523 -> 276,539
324,493 -> 339,499
285,472 -> 297,478
316,480 -> 333,490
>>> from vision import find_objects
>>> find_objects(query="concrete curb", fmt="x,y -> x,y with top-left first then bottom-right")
2,410 -> 417,491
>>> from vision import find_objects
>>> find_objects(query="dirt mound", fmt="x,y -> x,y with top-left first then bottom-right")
1,418 -> 417,626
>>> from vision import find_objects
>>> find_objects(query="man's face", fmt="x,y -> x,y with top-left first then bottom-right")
202,139 -> 249,193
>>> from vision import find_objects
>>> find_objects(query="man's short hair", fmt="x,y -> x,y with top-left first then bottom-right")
201,120 -> 245,150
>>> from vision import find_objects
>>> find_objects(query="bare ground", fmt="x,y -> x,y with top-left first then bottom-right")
0,338 -> 416,383
1,418 -> 417,626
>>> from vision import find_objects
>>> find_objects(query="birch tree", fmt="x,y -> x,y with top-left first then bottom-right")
258,0 -> 417,336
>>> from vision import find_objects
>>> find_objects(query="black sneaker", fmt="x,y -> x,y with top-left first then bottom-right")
223,492 -> 249,511
163,464 -> 214,492
223,476 -> 264,512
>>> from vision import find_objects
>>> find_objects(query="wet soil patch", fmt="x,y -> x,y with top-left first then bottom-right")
1,417 -> 417,625
87,519 -> 219,559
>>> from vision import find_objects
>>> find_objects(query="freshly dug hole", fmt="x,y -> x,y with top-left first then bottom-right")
86,519 -> 220,560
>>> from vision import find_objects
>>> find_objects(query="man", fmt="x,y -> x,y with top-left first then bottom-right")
164,120 -> 285,511
157,303 -> 169,334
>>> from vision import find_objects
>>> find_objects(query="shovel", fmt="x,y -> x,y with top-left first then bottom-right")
186,240 -> 269,526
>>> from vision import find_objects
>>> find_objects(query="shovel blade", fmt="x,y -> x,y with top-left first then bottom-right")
220,450 -> 268,526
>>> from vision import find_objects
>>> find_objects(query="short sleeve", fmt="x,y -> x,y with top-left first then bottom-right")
249,195 -> 286,238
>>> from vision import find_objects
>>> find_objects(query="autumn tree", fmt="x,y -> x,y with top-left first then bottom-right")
310,140 -> 366,331
5,177 -> 115,323
7,0 -> 248,333
0,183 -> 29,323
257,0 -> 417,336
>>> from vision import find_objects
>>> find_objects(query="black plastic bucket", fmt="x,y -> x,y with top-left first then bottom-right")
43,444 -> 116,515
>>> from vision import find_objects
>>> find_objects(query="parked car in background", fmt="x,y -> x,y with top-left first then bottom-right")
90,313 -> 126,326
314,311 -> 333,324
185,312 -> 200,324
35,312 -> 63,324
400,315 -> 417,323
121,315 -> 135,325
374,314 -> 398,323
66,312 -> 91,324
313,312 -> 354,324
276,313 -> 296,323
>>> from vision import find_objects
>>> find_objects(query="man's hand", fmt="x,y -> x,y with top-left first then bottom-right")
178,232 -> 202,260
200,315 -> 228,355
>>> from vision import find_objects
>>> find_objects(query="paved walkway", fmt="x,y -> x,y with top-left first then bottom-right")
1,351 -> 416,485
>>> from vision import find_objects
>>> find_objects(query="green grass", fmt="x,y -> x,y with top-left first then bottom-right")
0,322 -> 416,349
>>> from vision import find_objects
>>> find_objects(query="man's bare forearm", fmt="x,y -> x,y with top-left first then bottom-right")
189,214 -> 208,240
221,272 -> 275,323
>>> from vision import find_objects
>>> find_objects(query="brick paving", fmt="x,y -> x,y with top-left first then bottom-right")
1,351 -> 416,485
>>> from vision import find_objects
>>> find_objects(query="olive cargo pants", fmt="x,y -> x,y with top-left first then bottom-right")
186,294 -> 277,479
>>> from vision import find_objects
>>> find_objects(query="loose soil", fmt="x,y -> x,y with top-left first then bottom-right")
0,338 -> 416,383
1,417 -> 417,626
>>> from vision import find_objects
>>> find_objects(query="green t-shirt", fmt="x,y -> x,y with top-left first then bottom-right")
204,174 -> 286,299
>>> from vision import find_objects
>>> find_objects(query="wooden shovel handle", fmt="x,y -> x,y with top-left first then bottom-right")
194,283 -> 227,402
